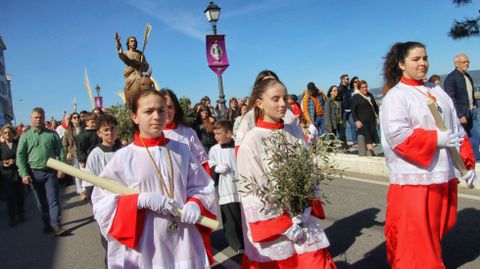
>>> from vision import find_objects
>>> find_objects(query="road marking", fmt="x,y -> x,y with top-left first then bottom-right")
341,175 -> 480,201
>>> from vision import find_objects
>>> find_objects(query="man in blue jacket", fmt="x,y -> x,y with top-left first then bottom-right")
444,53 -> 479,160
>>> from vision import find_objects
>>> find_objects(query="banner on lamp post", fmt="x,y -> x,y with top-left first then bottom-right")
94,96 -> 103,109
206,34 -> 229,76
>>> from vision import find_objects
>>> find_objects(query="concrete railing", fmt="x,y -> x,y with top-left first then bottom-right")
331,153 -> 479,190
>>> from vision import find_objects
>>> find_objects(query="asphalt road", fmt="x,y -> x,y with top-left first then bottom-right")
0,176 -> 478,269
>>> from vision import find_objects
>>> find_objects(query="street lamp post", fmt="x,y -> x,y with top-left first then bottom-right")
204,1 -> 226,119
94,84 -> 103,109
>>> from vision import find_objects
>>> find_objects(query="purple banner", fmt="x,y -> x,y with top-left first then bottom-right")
206,34 -> 229,76
95,96 -> 103,108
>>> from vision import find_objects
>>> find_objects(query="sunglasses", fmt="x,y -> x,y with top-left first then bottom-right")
72,116 -> 79,119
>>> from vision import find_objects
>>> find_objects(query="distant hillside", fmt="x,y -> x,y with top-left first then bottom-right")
370,69 -> 480,99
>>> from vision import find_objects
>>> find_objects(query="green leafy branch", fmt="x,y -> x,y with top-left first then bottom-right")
239,131 -> 342,217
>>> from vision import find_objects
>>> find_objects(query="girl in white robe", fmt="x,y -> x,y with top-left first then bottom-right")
380,42 -> 476,269
91,89 -> 216,269
237,78 -> 336,269
160,89 -> 211,175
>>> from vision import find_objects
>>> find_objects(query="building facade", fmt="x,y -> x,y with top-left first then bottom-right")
0,37 -> 14,125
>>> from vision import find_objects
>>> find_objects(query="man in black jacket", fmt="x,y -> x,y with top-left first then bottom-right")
338,74 -> 353,149
444,53 -> 479,160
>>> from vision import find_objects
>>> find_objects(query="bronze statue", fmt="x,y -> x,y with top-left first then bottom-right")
115,32 -> 154,108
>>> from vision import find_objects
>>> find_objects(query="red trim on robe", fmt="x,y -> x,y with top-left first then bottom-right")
187,197 -> 217,265
400,76 -> 424,86
235,145 -> 240,157
256,118 -> 285,130
201,162 -> 212,176
108,194 -> 146,249
241,248 -> 337,269
249,211 -> 292,243
290,103 -> 303,117
460,135 -> 475,170
310,199 -> 326,219
164,122 -> 178,130
394,128 -> 437,168
132,132 -> 169,147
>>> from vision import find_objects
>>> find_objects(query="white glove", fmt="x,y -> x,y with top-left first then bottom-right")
137,192 -> 179,216
308,124 -> 318,137
292,207 -> 312,225
282,223 -> 305,242
214,163 -> 231,174
437,129 -> 463,148
180,202 -> 201,224
461,170 -> 477,189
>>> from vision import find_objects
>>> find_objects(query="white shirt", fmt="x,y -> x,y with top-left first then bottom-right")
380,81 -> 465,185
208,143 -> 240,205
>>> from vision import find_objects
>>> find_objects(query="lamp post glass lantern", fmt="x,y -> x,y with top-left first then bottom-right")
204,1 -> 221,34
204,1 -> 226,119
95,84 -> 100,96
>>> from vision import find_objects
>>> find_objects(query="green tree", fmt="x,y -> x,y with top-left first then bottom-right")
179,96 -> 195,126
109,103 -> 134,142
449,0 -> 480,39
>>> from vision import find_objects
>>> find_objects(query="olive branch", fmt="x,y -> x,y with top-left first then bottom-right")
239,131 -> 342,217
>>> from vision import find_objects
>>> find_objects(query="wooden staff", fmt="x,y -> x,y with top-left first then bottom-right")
427,99 -> 468,176
47,158 -> 219,229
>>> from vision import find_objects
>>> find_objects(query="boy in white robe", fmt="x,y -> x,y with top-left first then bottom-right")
208,120 -> 244,252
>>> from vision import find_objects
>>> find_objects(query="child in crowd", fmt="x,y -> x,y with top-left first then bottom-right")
85,114 -> 122,198
77,112 -> 101,200
299,115 -> 317,145
208,119 -> 244,252
91,89 -> 216,268
85,113 -> 122,265
237,77 -> 336,268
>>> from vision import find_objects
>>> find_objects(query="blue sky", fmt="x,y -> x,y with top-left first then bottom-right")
2,0 -> 479,124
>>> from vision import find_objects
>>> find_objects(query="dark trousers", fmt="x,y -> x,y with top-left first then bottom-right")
330,127 -> 348,149
31,169 -> 61,227
4,179 -> 25,222
464,109 -> 480,160
220,202 -> 244,251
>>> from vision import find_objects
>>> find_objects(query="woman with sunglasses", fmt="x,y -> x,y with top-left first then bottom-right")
62,112 -> 85,199
0,124 -> 25,227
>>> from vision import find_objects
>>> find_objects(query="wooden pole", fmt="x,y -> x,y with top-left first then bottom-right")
47,158 -> 219,229
426,99 -> 468,176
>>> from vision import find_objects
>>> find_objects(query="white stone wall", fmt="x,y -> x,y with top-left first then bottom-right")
332,153 -> 479,190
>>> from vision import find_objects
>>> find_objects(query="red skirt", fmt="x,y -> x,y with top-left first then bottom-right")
241,248 -> 336,269
385,179 -> 458,269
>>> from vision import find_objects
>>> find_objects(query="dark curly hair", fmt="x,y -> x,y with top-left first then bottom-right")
383,41 -> 425,94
